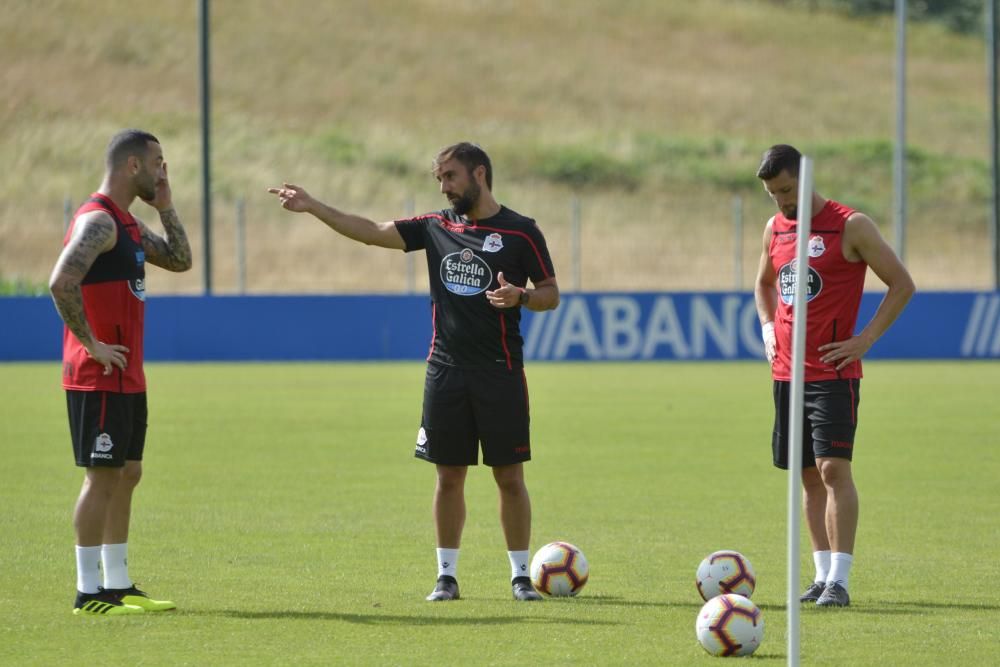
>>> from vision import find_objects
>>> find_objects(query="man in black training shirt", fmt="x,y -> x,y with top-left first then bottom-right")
268,142 -> 559,601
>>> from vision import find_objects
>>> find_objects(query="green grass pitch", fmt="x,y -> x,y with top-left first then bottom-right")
1,361 -> 996,665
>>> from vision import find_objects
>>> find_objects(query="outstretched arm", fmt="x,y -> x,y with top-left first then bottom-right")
267,183 -> 406,250
49,212 -> 130,375
818,213 -> 915,369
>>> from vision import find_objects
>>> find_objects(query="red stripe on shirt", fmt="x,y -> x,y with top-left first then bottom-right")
422,213 -> 553,280
426,303 -> 438,362
499,313 -> 512,370
472,224 -> 553,279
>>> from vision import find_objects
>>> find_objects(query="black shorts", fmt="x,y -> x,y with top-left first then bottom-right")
772,379 -> 860,470
414,363 -> 531,467
66,390 -> 148,468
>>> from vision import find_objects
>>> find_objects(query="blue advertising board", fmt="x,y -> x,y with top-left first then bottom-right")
2,292 -> 998,362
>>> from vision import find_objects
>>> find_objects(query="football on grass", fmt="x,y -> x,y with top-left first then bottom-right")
696,550 -> 756,600
695,593 -> 764,657
530,542 -> 589,597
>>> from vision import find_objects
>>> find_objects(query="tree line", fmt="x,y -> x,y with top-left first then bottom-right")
773,0 -> 984,34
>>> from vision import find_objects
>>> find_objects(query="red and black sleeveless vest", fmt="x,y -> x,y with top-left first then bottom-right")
61,193 -> 146,393
768,199 -> 867,382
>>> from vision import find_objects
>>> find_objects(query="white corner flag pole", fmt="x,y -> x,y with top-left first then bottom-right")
787,155 -> 813,667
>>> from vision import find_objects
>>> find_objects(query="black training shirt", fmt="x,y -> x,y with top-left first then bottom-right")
394,206 -> 555,369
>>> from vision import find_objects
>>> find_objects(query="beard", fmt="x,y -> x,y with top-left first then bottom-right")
782,206 -> 798,220
449,181 -> 481,216
136,172 -> 156,202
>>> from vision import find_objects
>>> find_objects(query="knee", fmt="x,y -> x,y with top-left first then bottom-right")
818,460 -> 853,489
435,467 -> 466,494
801,468 -> 825,493
83,468 -> 124,499
120,463 -> 142,489
493,470 -> 527,497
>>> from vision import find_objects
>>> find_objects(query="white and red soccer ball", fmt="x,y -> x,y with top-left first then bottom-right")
530,541 -> 589,597
695,593 -> 764,657
696,550 -> 756,601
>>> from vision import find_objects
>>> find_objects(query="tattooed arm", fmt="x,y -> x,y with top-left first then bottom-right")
138,159 -> 193,272
138,207 -> 193,272
48,211 -> 129,375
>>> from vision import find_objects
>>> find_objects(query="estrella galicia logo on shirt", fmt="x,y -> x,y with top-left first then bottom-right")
778,259 -> 823,305
482,233 -> 503,252
129,250 -> 146,301
128,277 -> 146,302
440,249 -> 493,296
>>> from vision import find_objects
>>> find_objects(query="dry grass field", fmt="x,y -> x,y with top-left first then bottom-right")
1,0 -> 994,294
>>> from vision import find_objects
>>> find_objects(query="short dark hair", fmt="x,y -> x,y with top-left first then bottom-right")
105,129 -> 160,171
756,144 -> 801,180
434,142 -> 492,190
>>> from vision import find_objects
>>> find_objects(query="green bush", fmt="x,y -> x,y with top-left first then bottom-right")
316,128 -> 365,165
777,0 -> 984,34
530,145 -> 642,190
0,276 -> 48,296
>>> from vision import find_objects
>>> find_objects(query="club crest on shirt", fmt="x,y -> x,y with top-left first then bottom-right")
440,249 -> 493,296
808,235 -> 826,258
482,233 -> 503,253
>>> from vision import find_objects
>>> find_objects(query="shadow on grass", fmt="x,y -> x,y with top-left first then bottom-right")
201,609 -> 620,626
556,594 -> 682,609
826,600 -> 1000,614
767,600 -> 1000,615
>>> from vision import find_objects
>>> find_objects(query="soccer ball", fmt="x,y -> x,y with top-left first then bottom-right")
695,593 -> 764,657
696,550 -> 756,601
530,541 -> 589,597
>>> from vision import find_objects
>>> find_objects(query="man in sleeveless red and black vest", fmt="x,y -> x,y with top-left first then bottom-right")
268,142 -> 559,602
49,129 -> 192,616
753,144 -> 914,608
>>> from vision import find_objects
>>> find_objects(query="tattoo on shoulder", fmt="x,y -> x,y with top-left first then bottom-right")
78,212 -> 116,245
62,213 -> 116,276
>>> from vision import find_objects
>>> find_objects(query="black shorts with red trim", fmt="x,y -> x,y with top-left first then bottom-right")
66,390 -> 148,467
772,379 -> 860,470
414,362 -> 531,467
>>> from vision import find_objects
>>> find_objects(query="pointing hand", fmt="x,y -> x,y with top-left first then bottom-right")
267,183 -> 315,213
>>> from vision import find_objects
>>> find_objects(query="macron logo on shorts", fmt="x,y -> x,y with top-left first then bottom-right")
92,432 -> 115,460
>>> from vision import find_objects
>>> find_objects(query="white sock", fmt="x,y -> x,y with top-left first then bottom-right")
813,550 -> 832,584
508,550 -> 530,581
828,552 -> 854,590
437,548 -> 459,578
101,542 -> 132,589
75,545 -> 102,594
